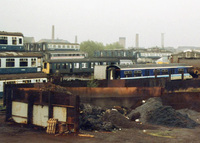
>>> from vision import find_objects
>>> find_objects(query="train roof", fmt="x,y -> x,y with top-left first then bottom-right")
45,51 -> 86,54
0,52 -> 43,57
111,63 -> 193,70
0,31 -> 23,37
0,73 -> 47,80
46,58 -> 120,63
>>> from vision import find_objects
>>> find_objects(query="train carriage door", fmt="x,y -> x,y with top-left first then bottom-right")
70,63 -> 72,73
107,66 -> 119,80
107,67 -> 115,80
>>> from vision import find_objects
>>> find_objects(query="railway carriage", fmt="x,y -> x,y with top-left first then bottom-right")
43,58 -> 120,79
0,73 -> 47,98
94,64 -> 193,80
0,52 -> 43,74
0,31 -> 24,51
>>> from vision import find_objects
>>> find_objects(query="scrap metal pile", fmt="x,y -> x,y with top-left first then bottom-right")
80,97 -> 200,131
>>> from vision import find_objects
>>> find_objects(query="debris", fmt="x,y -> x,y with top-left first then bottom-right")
129,112 -> 140,121
147,106 -> 198,128
128,97 -> 199,128
57,122 -> 68,134
101,109 -> 132,129
177,108 -> 200,124
146,132 -> 175,138
79,103 -> 115,131
127,97 -> 163,123
78,134 -> 94,138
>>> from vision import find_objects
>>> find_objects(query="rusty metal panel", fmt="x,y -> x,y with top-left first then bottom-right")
33,105 -> 49,127
12,101 -> 28,124
53,107 -> 67,122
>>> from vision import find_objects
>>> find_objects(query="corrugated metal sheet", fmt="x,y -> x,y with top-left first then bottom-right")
12,101 -> 28,124
53,107 -> 67,122
33,105 -> 49,127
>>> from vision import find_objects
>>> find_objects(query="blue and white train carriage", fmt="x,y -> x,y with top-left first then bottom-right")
0,52 -> 43,74
0,52 -> 47,98
0,31 -> 24,51
94,63 -> 193,80
0,73 -> 47,98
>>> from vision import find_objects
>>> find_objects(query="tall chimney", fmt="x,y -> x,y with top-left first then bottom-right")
52,25 -> 55,40
161,33 -> 164,49
75,35 -> 78,43
119,37 -> 126,49
135,33 -> 139,48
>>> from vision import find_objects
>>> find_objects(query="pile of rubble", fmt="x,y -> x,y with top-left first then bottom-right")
79,104 -> 133,131
80,97 -> 200,131
128,97 -> 199,128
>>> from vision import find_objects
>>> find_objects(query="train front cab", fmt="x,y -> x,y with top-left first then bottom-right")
106,66 -> 120,80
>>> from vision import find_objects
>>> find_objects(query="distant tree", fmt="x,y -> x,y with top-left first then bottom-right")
105,42 -> 124,50
80,40 -> 105,57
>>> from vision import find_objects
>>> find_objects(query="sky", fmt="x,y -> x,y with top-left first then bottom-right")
1,0 -> 200,48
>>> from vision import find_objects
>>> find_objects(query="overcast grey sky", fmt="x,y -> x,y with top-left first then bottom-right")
1,0 -> 200,48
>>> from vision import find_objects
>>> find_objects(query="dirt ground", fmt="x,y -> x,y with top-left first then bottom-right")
1,112 -> 200,143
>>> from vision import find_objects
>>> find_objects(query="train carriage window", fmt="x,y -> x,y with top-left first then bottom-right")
6,81 -> 16,84
12,37 -> 17,45
0,36 -> 8,44
91,62 -> 94,68
153,69 -> 161,75
6,59 -> 15,67
74,63 -> 79,69
178,68 -> 184,74
145,70 -> 150,76
82,63 -> 89,68
38,58 -> 41,66
56,64 -> 60,69
19,38 -> 22,44
171,68 -> 175,74
23,80 -> 31,83
162,69 -> 168,75
124,71 -> 133,77
20,58 -> 28,67
95,62 -> 100,65
44,63 -> 47,69
62,63 -> 68,69
134,70 -> 142,77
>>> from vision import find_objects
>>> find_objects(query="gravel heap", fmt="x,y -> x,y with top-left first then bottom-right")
177,108 -> 200,124
147,106 -> 198,128
79,104 -> 116,131
127,97 -> 163,123
79,104 -> 135,131
128,97 -> 199,128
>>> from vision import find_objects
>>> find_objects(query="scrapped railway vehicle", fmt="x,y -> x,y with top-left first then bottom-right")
44,51 -> 88,61
42,58 -> 120,78
0,52 -> 43,74
0,31 -> 24,51
94,63 -> 193,80
0,73 -> 47,98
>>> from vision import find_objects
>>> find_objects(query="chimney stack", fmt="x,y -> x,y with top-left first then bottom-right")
75,35 -> 78,43
135,33 -> 139,48
52,25 -> 55,40
119,37 -> 126,49
161,33 -> 164,49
